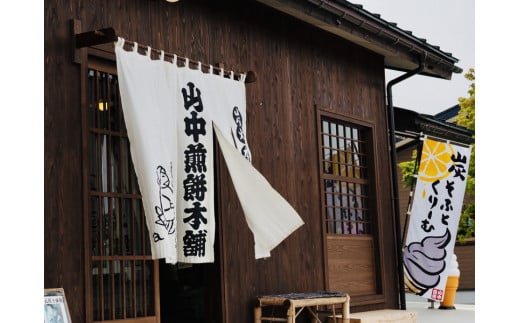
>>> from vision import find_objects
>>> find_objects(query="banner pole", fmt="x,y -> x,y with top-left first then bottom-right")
401,135 -> 424,244
73,26 -> 257,83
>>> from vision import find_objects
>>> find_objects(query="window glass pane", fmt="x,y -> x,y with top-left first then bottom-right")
112,198 -> 121,255
110,136 -> 121,193
125,260 -> 134,317
109,75 -> 121,132
121,137 -> 130,194
91,196 -> 100,256
89,133 -> 100,191
337,125 -> 345,150
101,197 -> 110,256
92,260 -> 102,320
135,260 -> 145,316
322,120 -> 329,135
121,198 -> 132,256
101,135 -> 109,192
145,260 -> 155,316
102,260 -> 112,320
113,260 -> 124,319
320,116 -> 372,235
133,199 -> 144,255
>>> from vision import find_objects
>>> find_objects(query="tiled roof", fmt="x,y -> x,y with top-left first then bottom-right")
394,106 -> 473,146
338,1 -> 458,63
433,104 -> 460,122
256,0 -> 462,79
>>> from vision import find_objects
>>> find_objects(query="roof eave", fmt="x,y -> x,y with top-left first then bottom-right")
255,0 -> 462,80
394,107 -> 474,146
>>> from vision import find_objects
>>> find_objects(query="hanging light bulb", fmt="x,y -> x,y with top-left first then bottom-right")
166,0 -> 179,2
98,100 -> 109,111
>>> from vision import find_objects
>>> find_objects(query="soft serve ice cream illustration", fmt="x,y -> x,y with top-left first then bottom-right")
403,229 -> 451,295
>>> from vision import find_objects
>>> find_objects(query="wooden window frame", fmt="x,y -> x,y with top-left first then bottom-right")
80,46 -> 161,323
317,108 -> 385,305
317,110 -> 376,236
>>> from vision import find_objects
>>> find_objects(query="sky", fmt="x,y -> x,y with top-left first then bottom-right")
354,0 -> 475,116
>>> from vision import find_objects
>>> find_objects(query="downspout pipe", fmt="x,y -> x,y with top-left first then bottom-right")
386,57 -> 425,310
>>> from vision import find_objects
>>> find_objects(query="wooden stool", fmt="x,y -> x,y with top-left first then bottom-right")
254,291 -> 350,323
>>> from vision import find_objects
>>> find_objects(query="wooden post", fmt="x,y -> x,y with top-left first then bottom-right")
254,305 -> 261,323
342,299 -> 349,323
287,300 -> 296,323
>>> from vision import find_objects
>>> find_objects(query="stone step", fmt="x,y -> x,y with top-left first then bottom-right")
328,309 -> 417,323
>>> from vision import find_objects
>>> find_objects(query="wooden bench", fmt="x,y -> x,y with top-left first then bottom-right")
254,291 -> 350,323
328,309 -> 417,323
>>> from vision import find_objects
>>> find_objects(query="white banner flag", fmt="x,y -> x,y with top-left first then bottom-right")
214,123 -> 304,258
115,41 -> 181,264
115,39 -> 303,263
403,137 -> 471,301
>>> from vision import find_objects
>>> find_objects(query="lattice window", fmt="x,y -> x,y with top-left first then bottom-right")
319,115 -> 373,235
87,68 -> 158,322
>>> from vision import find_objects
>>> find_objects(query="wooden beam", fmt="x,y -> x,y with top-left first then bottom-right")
75,27 -> 118,48
73,26 -> 256,83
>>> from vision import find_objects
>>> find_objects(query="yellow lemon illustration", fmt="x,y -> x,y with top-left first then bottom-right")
418,138 -> 454,182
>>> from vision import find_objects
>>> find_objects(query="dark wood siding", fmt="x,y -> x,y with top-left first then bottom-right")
454,242 -> 475,290
45,0 -> 399,322
44,2 -> 85,322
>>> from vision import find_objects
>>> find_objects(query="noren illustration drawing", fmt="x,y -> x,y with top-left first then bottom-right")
155,164 -> 176,235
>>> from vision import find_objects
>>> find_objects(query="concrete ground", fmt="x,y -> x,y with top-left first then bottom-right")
405,290 -> 475,323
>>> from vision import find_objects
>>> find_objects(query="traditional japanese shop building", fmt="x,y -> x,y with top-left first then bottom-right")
44,1 -> 462,322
